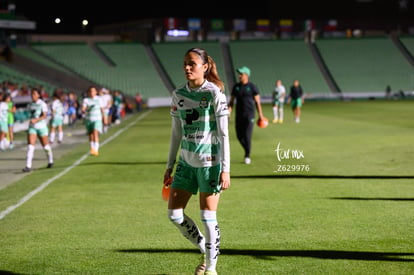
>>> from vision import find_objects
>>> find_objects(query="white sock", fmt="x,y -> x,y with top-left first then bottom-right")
50,132 -> 55,143
201,210 -> 220,272
58,131 -> 63,142
280,108 -> 284,120
26,144 -> 35,168
273,107 -> 278,119
90,141 -> 94,150
168,209 -> 206,253
94,142 -> 99,152
44,144 -> 53,163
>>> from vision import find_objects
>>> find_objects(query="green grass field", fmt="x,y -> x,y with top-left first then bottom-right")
0,100 -> 413,274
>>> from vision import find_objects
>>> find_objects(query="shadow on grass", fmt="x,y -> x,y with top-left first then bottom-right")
77,161 -> 166,166
115,248 -> 414,262
232,175 -> 414,179
331,197 -> 414,201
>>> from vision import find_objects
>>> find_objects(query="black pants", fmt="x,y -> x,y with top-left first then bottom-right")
235,117 -> 254,158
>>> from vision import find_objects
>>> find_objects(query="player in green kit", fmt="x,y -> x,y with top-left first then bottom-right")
82,85 -> 103,156
22,88 -> 54,172
49,89 -> 65,144
164,47 -> 231,275
0,92 -> 9,150
272,79 -> 286,124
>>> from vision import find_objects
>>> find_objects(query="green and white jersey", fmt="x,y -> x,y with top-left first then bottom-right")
273,85 -> 286,103
0,102 -> 8,124
28,99 -> 48,129
82,96 -> 102,122
170,80 -> 229,168
51,99 -> 64,120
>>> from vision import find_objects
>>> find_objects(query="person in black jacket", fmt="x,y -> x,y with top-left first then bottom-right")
287,79 -> 304,123
228,66 -> 265,165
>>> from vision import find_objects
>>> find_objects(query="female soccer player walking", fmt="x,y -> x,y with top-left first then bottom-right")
164,47 -> 231,275
22,88 -> 54,172
81,85 -> 103,156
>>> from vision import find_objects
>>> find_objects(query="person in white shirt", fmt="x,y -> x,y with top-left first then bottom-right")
23,88 -> 54,172
98,87 -> 112,133
272,79 -> 286,123
82,86 -> 104,156
0,92 -> 10,150
49,89 -> 65,144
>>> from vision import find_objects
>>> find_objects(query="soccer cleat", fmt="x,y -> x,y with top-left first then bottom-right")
279,119 -> 283,124
90,149 -> 99,156
194,254 -> 206,275
244,157 -> 251,165
8,143 -> 14,150
204,271 -> 218,275
272,118 -> 278,124
47,163 -> 54,169
22,167 -> 31,172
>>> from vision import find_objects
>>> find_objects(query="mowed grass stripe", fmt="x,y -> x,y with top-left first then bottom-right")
0,110 -> 152,220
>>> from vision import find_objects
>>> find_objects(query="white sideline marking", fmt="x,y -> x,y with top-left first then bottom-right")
0,110 -> 152,220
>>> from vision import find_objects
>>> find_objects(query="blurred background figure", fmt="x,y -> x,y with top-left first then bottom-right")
5,92 -> 16,149
112,90 -> 123,125
272,79 -> 286,124
385,85 -> 392,100
135,92 -> 143,112
82,86 -> 103,156
288,79 -> 304,123
0,92 -> 10,150
99,87 -> 113,133
66,91 -> 79,127
49,89 -> 65,144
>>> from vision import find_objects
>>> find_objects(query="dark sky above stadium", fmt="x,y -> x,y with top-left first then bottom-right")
14,0 -> 413,34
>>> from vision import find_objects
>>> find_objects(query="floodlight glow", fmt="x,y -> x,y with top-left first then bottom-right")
166,29 -> 189,37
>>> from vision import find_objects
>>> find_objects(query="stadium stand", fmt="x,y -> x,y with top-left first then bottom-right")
2,37 -> 413,107
228,39 -> 332,99
12,46 -> 76,75
315,37 -> 414,97
399,36 -> 414,65
31,42 -> 170,99
151,41 -> 228,90
0,62 -> 57,94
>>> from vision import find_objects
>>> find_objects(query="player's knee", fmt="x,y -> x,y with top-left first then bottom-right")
168,208 -> 184,225
200,210 -> 217,223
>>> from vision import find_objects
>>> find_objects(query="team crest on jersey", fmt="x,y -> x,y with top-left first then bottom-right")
199,97 -> 208,108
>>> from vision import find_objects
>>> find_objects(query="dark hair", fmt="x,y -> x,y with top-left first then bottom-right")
185,47 -> 225,91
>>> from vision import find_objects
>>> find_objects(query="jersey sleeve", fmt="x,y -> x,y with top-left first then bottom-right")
169,91 -> 179,118
214,90 -> 229,117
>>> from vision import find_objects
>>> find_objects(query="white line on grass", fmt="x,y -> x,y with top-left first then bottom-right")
0,110 -> 153,220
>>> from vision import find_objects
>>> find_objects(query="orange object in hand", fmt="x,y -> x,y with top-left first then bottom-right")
257,117 -> 269,128
162,177 -> 173,201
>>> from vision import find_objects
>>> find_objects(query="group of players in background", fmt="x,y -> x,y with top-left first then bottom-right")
272,78 -> 304,124
0,85 -> 128,171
